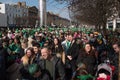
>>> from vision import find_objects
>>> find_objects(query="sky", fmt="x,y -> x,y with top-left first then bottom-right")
0,0 -> 70,20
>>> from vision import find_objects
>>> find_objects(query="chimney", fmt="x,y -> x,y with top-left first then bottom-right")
22,2 -> 26,7
17,2 -> 22,7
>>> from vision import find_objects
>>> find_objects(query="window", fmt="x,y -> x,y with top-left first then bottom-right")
108,23 -> 113,28
117,23 -> 120,28
9,14 -> 11,17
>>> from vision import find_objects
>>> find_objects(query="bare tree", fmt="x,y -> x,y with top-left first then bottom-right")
56,0 -> 120,32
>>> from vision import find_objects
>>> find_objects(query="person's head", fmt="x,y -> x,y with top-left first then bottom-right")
35,33 -> 42,42
32,41 -> 40,54
54,37 -> 60,45
41,47 -> 52,60
21,42 -> 28,49
8,30 -> 12,34
2,38 -> 9,47
21,39 -> 28,49
74,32 -> 77,35
9,39 -> 13,44
26,47 -> 35,58
84,43 -> 92,53
35,32 -> 39,36
76,38 -> 82,44
94,32 -> 99,37
89,33 -> 94,38
43,39 -> 50,47
68,33 -> 73,42
83,36 -> 87,40
64,33 -> 69,41
14,35 -> 20,44
112,42 -> 120,53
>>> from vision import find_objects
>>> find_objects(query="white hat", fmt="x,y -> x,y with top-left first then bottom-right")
8,30 -> 11,33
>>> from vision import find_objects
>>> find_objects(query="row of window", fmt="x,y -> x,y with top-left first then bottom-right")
6,6 -> 27,12
8,13 -> 27,18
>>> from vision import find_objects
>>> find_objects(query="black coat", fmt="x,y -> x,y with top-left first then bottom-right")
38,56 -> 66,80
67,41 -> 80,71
77,51 -> 97,75
0,47 -> 8,80
67,41 -> 80,60
112,53 -> 119,74
20,63 -> 35,80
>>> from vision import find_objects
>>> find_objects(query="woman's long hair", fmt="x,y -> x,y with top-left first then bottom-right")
83,43 -> 96,56
21,47 -> 35,65
52,37 -> 63,53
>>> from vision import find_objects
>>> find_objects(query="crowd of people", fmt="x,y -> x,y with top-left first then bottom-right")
0,27 -> 119,80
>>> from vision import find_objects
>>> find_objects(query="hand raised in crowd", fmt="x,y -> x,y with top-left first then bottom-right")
67,55 -> 72,60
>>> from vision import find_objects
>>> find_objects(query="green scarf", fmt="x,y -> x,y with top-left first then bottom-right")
77,74 -> 95,80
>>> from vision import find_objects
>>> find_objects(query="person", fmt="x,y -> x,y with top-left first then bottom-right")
32,41 -> 41,63
67,33 -> 80,72
52,37 -> 63,57
39,47 -> 65,80
62,33 -> 80,80
43,39 -> 51,47
88,32 -> 97,47
20,47 -> 36,80
7,30 -> 12,39
77,43 -> 97,76
0,39 -> 8,80
21,46 -> 50,80
112,42 -> 120,80
9,35 -> 23,58
35,33 -> 45,47
61,33 -> 70,55
21,38 -> 28,53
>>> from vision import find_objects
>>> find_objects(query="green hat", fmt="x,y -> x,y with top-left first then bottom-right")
63,28 -> 67,32
29,29 -> 35,36
48,28 -> 51,31
36,28 -> 40,32
22,29 -> 27,34
72,28 -> 78,32
15,29 -> 19,33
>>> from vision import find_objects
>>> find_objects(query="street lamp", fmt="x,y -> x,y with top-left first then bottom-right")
7,15 -> 9,30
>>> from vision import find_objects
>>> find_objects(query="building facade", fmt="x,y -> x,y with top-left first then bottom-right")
107,18 -> 120,31
28,6 -> 38,27
0,2 -> 28,27
0,2 -> 70,28
47,12 -> 70,27
0,13 -> 7,27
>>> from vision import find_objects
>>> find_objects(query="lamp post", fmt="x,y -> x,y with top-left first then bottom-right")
39,0 -> 47,27
7,15 -> 9,30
